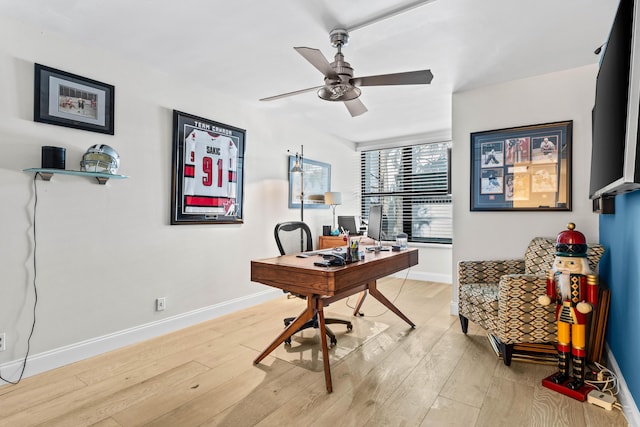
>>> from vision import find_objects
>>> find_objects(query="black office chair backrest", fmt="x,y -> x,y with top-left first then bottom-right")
274,221 -> 312,255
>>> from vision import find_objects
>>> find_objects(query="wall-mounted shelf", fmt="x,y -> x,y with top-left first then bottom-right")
23,168 -> 128,185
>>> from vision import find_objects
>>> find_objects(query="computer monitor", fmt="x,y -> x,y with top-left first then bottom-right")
366,204 -> 388,250
338,215 -> 360,235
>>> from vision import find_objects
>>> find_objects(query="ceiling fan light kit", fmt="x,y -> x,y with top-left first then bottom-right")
318,84 -> 360,101
260,28 -> 433,117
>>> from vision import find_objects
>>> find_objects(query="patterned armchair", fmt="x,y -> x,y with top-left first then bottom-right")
457,237 -> 605,365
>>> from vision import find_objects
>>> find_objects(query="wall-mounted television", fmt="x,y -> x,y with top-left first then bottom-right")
589,0 -> 640,199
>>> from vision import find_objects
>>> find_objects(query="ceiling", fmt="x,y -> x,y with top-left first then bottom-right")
0,0 -> 620,145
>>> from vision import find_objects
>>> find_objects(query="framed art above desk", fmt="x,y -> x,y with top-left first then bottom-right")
288,156 -> 331,209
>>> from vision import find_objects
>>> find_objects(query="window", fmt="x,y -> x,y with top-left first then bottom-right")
360,142 -> 452,244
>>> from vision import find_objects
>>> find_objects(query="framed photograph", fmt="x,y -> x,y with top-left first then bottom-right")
288,156 -> 331,209
470,121 -> 572,211
171,110 -> 246,225
505,137 -> 531,165
480,168 -> 504,194
34,63 -> 115,134
480,141 -> 504,168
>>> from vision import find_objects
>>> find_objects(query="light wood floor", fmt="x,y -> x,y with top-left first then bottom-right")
0,278 -> 628,426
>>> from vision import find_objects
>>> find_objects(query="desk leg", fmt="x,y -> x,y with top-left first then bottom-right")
253,298 -> 316,365
316,298 -> 333,393
353,290 -> 367,316
368,281 -> 416,328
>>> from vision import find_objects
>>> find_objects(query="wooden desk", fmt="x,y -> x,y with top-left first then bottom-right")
318,235 -> 345,249
318,235 -> 374,249
251,248 -> 418,392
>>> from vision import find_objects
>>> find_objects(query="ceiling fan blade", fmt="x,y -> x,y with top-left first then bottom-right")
352,70 -> 433,86
294,47 -> 338,79
344,98 -> 368,117
259,85 -> 323,102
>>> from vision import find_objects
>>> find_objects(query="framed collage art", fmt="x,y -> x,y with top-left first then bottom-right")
470,121 -> 572,211
171,110 -> 246,224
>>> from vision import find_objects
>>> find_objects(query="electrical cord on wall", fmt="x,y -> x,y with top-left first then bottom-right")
0,174 -> 39,385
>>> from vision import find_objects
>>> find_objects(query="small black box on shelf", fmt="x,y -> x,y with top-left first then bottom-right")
41,146 -> 66,169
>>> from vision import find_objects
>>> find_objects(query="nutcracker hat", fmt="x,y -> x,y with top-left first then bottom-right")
555,223 -> 588,257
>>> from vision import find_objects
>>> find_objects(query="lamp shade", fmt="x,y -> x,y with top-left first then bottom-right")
324,191 -> 342,205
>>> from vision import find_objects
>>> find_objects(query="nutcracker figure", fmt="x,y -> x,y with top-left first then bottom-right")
539,223 -> 599,398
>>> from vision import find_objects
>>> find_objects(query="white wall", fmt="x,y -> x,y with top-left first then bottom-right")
451,65 -> 600,313
0,13 -> 451,380
0,17 -> 364,377
396,244 -> 452,284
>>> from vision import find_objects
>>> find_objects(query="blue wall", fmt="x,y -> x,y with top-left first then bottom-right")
599,190 -> 640,407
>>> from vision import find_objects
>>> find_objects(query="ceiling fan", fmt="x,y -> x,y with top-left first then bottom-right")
259,29 -> 434,117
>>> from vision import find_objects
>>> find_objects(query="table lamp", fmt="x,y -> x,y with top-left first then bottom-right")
324,191 -> 342,232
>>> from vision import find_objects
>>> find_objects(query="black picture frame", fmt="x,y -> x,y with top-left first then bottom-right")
171,110 -> 246,225
34,64 -> 115,135
470,121 -> 572,211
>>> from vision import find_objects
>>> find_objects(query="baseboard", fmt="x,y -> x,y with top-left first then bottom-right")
604,343 -> 640,426
0,288 -> 282,383
391,270 -> 452,284
450,301 -> 459,316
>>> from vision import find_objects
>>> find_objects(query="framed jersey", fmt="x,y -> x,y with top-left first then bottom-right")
171,110 -> 246,224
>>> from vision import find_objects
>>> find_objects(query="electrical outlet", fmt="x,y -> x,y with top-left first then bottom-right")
0,333 -> 5,351
156,297 -> 166,312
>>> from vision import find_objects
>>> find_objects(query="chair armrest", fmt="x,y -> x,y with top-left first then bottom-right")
498,274 -> 547,303
496,274 -> 556,344
458,259 -> 525,285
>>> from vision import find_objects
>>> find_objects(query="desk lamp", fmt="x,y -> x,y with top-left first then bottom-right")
324,191 -> 342,233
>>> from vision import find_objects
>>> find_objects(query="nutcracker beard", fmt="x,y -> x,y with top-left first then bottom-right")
558,272 -> 572,300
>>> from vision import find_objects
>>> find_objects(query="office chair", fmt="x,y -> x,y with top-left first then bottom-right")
274,221 -> 353,345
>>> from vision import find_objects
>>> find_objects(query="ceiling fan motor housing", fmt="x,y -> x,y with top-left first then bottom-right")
319,29 -> 360,101
319,55 -> 360,101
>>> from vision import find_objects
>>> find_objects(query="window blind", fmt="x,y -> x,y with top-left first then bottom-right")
360,142 -> 452,244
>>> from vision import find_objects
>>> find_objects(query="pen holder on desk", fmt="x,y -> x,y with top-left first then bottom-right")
349,239 -> 359,262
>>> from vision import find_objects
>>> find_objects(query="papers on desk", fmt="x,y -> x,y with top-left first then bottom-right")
304,248 -> 347,256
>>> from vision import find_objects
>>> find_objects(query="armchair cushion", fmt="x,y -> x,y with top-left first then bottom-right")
523,237 -> 556,275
